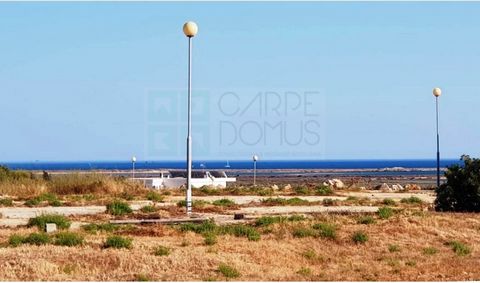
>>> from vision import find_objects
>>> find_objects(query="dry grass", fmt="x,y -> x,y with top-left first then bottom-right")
0,212 -> 480,281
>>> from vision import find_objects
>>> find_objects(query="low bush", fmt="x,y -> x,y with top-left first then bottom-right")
153,245 -> 171,256
223,225 -> 261,241
255,215 -> 305,226
401,196 -> 423,204
28,214 -> 71,230
0,197 -> 13,206
8,234 -> 26,247
292,227 -> 316,238
54,232 -> 84,247
352,231 -> 368,244
378,207 -> 394,219
302,249 -> 317,260
146,191 -> 164,202
294,186 -> 310,195
24,233 -> 51,245
217,264 -> 240,278
315,185 -> 333,196
104,235 -> 132,249
388,244 -> 400,252
447,241 -> 471,256
179,221 -> 217,234
106,200 -> 132,216
383,198 -> 396,206
357,216 -> 376,225
82,223 -> 118,234
136,274 -> 153,282
297,267 -> 312,276
261,197 -> 310,206
312,223 -> 337,239
212,198 -> 236,207
24,198 -> 41,207
204,233 -> 217,246
423,247 -> 438,255
176,200 -> 210,208
140,205 -> 157,213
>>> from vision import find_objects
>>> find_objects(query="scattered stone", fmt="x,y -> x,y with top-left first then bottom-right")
271,184 -> 279,191
284,184 -> 292,191
391,184 -> 405,191
376,183 -> 391,191
325,179 -> 345,189
405,184 -> 421,190
234,213 -> 244,220
359,186 -> 366,191
45,223 -> 57,233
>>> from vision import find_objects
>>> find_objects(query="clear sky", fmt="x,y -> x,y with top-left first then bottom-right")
1,2 -> 479,161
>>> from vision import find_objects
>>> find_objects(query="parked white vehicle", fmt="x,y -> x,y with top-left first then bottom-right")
136,170 -> 236,189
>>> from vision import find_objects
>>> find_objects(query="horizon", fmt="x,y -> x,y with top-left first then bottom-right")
1,2 -> 480,161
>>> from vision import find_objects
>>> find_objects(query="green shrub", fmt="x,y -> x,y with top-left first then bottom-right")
106,200 -> 132,216
28,214 -> 71,230
378,207 -> 394,219
447,241 -> 471,256
179,220 -> 217,234
297,267 -> 312,276
24,198 -> 41,207
388,244 -> 400,252
346,196 -> 359,202
401,196 -> 423,204
302,249 -> 317,260
140,205 -> 157,213
292,227 -> 316,238
357,216 -> 376,225
217,264 -> 240,278
221,225 -> 261,241
54,232 -> 84,246
0,197 -> 13,206
436,155 -> 480,212
212,198 -> 236,207
294,186 -> 310,195
312,223 -> 336,239
8,234 -> 26,247
146,191 -> 164,202
104,235 -> 132,249
315,185 -> 333,196
136,274 -> 152,282
383,198 -> 396,206
82,223 -> 118,234
153,245 -> 171,256
288,214 -> 306,222
255,215 -> 305,226
176,199 -> 209,208
423,247 -> 438,255
261,197 -> 309,206
352,231 -> 368,244
204,233 -> 217,246
24,233 -> 51,245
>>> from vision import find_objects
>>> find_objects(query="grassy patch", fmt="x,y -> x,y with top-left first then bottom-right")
447,241 -> 471,256
153,245 -> 171,256
212,198 -> 236,207
179,221 -> 261,241
388,244 -> 400,252
315,185 -> 333,196
357,216 -> 376,225
292,227 -> 317,238
423,247 -> 438,255
261,197 -> 310,206
54,232 -> 84,247
204,233 -> 217,246
294,186 -> 310,195
8,234 -> 26,247
0,197 -> 13,206
312,223 -> 337,239
136,274 -> 153,281
401,196 -> 423,204
255,215 -> 305,227
27,214 -> 71,230
302,249 -> 317,260
378,207 -> 394,219
176,199 -> 210,208
24,233 -> 51,245
297,267 -> 312,276
104,235 -> 132,249
217,264 -> 240,279
383,198 -> 396,205
106,200 -> 132,216
82,223 -> 118,234
146,191 -> 164,202
140,205 -> 157,213
352,231 -> 368,244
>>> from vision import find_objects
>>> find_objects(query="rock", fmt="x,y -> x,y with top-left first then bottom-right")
377,183 -> 391,191
45,223 -> 57,233
359,186 -> 366,191
271,184 -> 279,191
405,184 -> 421,190
325,179 -> 344,189
284,184 -> 292,191
391,184 -> 405,191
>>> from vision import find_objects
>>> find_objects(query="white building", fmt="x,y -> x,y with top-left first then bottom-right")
136,170 -> 236,189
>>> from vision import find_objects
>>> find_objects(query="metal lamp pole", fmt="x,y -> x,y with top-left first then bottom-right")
183,21 -> 198,215
253,155 -> 259,186
433,87 -> 442,188
131,156 -> 136,179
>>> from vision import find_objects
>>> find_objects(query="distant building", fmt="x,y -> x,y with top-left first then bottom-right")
135,170 -> 236,189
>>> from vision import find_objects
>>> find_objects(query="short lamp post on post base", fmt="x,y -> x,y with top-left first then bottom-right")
131,156 -> 136,180
253,154 -> 259,186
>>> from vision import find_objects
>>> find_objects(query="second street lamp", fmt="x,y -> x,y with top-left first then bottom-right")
433,87 -> 442,188
183,21 -> 198,215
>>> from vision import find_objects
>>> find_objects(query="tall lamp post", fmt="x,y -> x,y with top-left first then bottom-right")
183,21 -> 198,215
131,156 -> 136,179
433,87 -> 442,188
253,154 -> 259,186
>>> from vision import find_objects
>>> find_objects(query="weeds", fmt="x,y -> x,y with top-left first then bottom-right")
292,227 -> 317,238
302,249 -> 317,260
0,197 -> 13,206
153,245 -> 171,256
401,196 -> 423,204
217,264 -> 240,278
104,235 -> 132,249
378,207 -> 394,219
28,214 -> 71,230
54,232 -> 84,247
8,234 -> 26,247
261,197 -> 309,206
146,191 -> 164,202
24,233 -> 51,245
255,215 -> 305,227
357,216 -> 376,225
82,223 -> 118,234
106,200 -> 132,216
140,205 -> 157,213
204,233 -> 217,246
212,198 -> 236,207
316,185 -> 333,196
388,244 -> 400,252
423,247 -> 438,255
352,231 -> 368,244
383,198 -> 396,205
312,223 -> 337,239
446,241 -> 471,256
297,267 -> 312,276
176,200 -> 210,208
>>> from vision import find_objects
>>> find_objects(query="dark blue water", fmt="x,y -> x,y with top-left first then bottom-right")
0,159 -> 460,171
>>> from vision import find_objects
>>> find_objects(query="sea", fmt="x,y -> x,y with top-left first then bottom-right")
0,159 -> 460,177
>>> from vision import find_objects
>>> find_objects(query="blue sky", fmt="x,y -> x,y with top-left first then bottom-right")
0,2 -> 479,161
